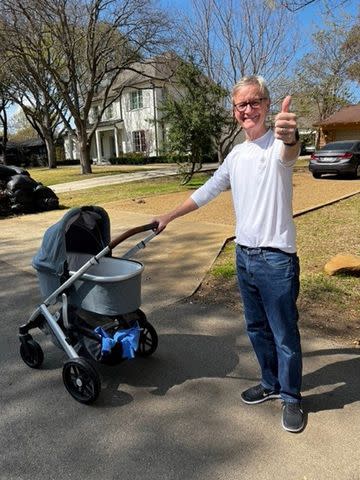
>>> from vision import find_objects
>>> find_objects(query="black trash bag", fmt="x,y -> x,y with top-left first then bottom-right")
9,188 -> 34,204
0,189 -> 11,216
33,185 -> 59,211
6,174 -> 38,192
8,165 -> 30,176
7,188 -> 35,213
0,165 -> 20,180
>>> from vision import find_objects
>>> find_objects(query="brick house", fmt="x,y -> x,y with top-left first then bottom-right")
315,104 -> 360,147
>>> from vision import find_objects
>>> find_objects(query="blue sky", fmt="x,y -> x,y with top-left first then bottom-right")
7,0 -> 360,123
158,0 -> 360,100
159,0 -> 359,55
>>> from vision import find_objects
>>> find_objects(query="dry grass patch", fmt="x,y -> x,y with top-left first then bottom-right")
193,194 -> 360,344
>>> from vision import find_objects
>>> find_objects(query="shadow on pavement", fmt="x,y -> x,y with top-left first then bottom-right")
97,332 -> 239,403
302,348 -> 360,413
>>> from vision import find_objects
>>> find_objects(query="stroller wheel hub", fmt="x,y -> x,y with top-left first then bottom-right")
75,378 -> 83,387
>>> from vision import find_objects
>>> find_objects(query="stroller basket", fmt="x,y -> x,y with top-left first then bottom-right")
68,253 -> 144,315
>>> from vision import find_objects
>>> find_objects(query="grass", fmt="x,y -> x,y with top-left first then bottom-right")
56,173 -> 211,209
295,156 -> 311,169
28,164 -> 167,186
205,194 -> 360,340
295,195 -> 360,328
25,164 -> 211,208
28,158 -> 307,188
211,241 -> 237,279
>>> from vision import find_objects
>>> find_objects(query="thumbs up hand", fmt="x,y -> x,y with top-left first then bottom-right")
274,95 -> 298,146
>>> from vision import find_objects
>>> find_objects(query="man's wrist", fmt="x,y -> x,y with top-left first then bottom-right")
284,128 -> 299,146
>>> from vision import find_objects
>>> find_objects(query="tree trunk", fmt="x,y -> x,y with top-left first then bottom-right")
77,128 -> 92,174
217,147 -> 224,165
44,136 -> 57,169
0,105 -> 9,165
79,141 -> 92,174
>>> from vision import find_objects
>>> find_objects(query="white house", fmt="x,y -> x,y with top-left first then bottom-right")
64,54 -> 181,163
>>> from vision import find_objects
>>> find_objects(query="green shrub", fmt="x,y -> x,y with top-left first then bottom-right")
109,154 -> 176,165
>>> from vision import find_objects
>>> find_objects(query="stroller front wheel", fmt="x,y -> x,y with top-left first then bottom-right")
20,340 -> 44,368
136,321 -> 158,357
62,357 -> 101,404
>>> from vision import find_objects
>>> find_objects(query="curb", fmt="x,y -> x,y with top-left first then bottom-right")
293,189 -> 360,217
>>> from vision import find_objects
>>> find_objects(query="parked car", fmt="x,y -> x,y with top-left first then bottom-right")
309,140 -> 360,179
300,144 -> 316,156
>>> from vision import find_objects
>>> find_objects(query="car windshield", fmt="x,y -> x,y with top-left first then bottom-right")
320,142 -> 356,151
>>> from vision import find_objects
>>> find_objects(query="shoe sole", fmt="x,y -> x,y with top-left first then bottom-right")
281,419 -> 305,433
241,393 -> 281,405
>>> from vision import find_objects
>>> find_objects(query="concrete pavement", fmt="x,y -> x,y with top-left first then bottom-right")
1,171 -> 360,480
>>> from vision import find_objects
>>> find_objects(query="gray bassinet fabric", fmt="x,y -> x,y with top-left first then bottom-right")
32,206 -> 111,277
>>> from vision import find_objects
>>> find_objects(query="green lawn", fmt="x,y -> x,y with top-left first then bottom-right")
56,174 -> 211,209
28,164 -> 167,186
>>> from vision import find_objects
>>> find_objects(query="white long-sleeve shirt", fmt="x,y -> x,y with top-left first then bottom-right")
191,129 -> 297,253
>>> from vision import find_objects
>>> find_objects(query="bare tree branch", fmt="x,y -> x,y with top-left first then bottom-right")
0,0 -> 172,173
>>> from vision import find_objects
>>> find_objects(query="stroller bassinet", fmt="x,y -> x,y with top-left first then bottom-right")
33,206 -> 144,315
19,206 -> 158,404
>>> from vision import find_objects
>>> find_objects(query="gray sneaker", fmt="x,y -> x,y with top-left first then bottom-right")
241,384 -> 281,404
282,402 -> 305,432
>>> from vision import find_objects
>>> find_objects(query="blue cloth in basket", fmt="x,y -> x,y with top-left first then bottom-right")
95,324 -> 141,359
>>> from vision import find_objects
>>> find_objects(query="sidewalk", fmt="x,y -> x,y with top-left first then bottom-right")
1,171 -> 359,480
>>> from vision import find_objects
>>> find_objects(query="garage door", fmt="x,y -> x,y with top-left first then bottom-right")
335,129 -> 360,141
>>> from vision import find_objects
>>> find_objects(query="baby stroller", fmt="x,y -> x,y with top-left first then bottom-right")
19,206 -> 159,404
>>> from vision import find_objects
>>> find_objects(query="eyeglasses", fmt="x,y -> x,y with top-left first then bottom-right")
233,98 -> 267,112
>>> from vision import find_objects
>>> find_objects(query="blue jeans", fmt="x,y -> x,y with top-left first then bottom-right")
236,244 -> 302,403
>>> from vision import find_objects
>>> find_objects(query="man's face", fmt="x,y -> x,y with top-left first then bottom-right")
233,85 -> 270,134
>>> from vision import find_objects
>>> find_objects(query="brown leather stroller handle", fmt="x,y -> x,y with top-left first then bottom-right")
109,222 -> 158,250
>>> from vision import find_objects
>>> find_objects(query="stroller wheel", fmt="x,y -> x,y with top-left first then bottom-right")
137,322 -> 158,357
20,340 -> 44,368
62,358 -> 101,404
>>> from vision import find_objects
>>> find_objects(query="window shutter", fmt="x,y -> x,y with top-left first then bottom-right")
143,91 -> 150,108
126,93 -> 131,111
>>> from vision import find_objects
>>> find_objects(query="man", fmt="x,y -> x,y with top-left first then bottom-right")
153,75 -> 304,433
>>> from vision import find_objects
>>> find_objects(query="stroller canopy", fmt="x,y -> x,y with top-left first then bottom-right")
32,206 -> 111,277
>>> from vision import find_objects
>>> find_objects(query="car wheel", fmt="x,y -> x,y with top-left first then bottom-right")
312,172 -> 321,179
354,164 -> 360,179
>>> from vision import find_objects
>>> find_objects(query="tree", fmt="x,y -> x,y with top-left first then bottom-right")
342,16 -> 360,84
3,60 -> 68,168
265,0 -> 350,12
160,59 -> 228,183
176,0 -> 299,161
0,0 -> 170,173
8,110 -> 38,142
293,21 -> 356,123
0,70 -> 11,165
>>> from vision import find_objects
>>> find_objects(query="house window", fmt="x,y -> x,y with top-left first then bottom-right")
92,105 -> 100,123
104,103 -> 114,120
129,90 -> 143,110
132,130 -> 146,152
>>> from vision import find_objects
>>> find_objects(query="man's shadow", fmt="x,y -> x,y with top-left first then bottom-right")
302,348 -> 360,413
96,333 -> 241,406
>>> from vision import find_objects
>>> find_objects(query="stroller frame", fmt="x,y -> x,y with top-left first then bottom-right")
19,206 -> 158,404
